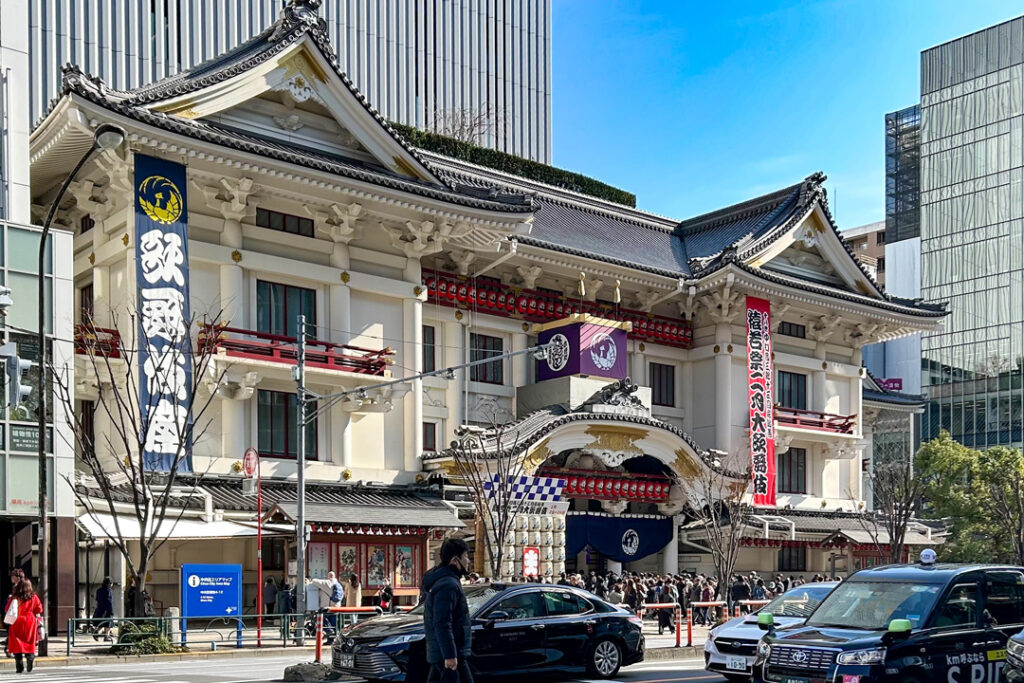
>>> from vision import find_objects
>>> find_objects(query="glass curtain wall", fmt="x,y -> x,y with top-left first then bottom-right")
920,19 -> 1024,448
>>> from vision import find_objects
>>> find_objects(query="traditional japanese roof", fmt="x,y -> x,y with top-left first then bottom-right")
45,1 -> 534,215
862,372 -> 927,408
426,153 -> 946,319
269,500 -> 463,529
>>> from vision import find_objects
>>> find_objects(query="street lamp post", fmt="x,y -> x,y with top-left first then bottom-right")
37,123 -> 124,648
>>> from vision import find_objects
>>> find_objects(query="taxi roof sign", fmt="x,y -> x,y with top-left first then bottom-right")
920,548 -> 937,565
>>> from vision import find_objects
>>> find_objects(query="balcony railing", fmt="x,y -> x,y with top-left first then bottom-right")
423,269 -> 694,348
74,324 -> 121,358
199,324 -> 393,376
775,406 -> 856,435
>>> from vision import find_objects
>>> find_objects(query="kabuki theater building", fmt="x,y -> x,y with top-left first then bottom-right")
28,0 -> 945,616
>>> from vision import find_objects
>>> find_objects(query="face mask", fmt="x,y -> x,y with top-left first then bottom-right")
453,556 -> 469,577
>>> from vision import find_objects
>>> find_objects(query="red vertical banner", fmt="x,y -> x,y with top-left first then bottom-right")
746,296 -> 776,507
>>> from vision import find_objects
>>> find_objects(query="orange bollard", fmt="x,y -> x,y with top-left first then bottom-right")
674,607 -> 681,648
686,607 -> 693,647
734,604 -> 741,618
314,613 -> 324,664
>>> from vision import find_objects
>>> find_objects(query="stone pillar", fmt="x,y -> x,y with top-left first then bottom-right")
714,323 -> 733,453
661,517 -> 679,575
511,331 -> 529,388
403,258 -> 424,472
91,265 -> 111,327
444,320 -> 466,429
630,344 -> 646,384
220,264 -> 244,327
330,242 -> 351,344
814,341 -> 828,412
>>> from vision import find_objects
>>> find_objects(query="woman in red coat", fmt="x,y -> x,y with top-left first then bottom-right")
5,578 -> 42,673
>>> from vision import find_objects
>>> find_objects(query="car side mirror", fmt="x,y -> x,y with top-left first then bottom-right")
757,612 -> 775,632
487,611 -> 509,623
887,618 -> 912,640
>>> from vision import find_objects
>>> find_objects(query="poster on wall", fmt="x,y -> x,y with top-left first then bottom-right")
394,546 -> 415,587
308,543 -> 330,579
337,544 -> 359,581
366,545 -> 388,586
134,153 -> 193,473
746,296 -> 776,507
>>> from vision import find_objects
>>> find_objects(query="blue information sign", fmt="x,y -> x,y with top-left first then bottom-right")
180,563 -> 242,618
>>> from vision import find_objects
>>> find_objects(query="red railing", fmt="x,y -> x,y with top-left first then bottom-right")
74,324 -> 121,358
775,406 -> 856,434
423,269 -> 694,348
199,324 -> 393,376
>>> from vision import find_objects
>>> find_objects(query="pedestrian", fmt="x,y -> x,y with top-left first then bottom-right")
422,538 -> 473,683
5,578 -> 42,673
378,578 -> 394,612
346,574 -> 362,607
752,579 -> 766,601
606,583 -> 624,606
263,577 -> 277,616
92,577 -> 114,641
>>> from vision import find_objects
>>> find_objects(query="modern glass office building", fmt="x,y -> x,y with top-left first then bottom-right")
920,16 -> 1024,448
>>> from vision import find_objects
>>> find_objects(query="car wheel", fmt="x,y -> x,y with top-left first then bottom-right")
587,638 -> 622,679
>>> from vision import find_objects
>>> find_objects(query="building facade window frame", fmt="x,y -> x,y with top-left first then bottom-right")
778,370 -> 808,410
778,545 -> 806,572
777,322 -> 806,339
650,361 -> 676,407
423,422 -> 438,452
469,333 -> 503,384
255,207 -> 314,238
257,389 -> 317,459
255,279 -> 317,338
422,325 -> 436,373
778,447 -> 807,494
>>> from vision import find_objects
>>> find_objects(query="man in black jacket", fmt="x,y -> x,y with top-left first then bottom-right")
422,538 -> 473,683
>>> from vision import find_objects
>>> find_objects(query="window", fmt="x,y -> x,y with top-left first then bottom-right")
778,371 -> 807,410
934,582 -> 978,628
543,591 -> 590,616
650,362 -> 675,407
778,448 -> 806,494
256,281 -> 316,337
877,257 -> 886,272
984,572 -> 1024,626
876,231 -> 886,245
423,422 -> 437,452
470,333 -> 503,384
255,207 -> 314,237
80,214 -> 95,234
257,390 -> 317,459
777,321 -> 806,338
489,592 -> 544,620
422,325 -> 436,373
79,284 -> 94,323
80,400 -> 96,459
778,546 -> 806,572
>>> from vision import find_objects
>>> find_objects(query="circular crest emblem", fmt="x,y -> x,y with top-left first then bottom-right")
621,528 -> 640,556
546,333 -> 570,372
790,650 -> 809,664
242,447 -> 259,478
590,332 -> 617,371
187,574 -> 201,588
137,175 -> 184,224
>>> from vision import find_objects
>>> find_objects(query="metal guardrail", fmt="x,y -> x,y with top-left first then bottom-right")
66,616 -> 170,656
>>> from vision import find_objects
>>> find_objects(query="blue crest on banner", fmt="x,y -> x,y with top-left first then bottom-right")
566,513 -> 672,563
134,154 -> 192,473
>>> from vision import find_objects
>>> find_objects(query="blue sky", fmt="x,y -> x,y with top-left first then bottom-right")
552,1 -> 1022,228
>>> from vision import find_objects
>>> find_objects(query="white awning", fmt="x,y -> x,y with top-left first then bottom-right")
78,513 -> 291,541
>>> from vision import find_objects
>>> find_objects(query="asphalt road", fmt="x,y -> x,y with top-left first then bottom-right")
0,657 -> 727,683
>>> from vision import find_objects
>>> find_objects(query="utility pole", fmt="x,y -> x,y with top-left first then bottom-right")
294,314 -> 307,636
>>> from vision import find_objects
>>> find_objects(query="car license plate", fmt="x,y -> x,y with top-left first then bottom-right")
338,653 -> 355,669
727,656 -> 747,671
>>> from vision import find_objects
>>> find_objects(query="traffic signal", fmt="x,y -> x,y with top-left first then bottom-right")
0,342 -> 33,410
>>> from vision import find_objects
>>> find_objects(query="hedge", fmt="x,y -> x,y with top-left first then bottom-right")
391,123 -> 636,208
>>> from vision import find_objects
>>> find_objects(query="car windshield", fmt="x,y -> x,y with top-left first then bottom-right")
761,584 -> 834,619
407,585 -> 504,616
806,581 -> 942,630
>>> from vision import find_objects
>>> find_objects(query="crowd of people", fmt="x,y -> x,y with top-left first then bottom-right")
469,568 -> 839,633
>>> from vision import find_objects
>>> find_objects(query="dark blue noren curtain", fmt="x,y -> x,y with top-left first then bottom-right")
566,514 -> 673,563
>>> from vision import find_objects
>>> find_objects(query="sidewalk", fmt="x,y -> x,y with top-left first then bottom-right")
4,618 -> 711,671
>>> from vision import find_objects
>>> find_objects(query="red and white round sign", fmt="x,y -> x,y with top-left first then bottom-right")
242,447 -> 259,478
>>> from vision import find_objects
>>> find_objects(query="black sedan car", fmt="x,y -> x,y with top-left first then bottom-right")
332,583 -> 644,682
